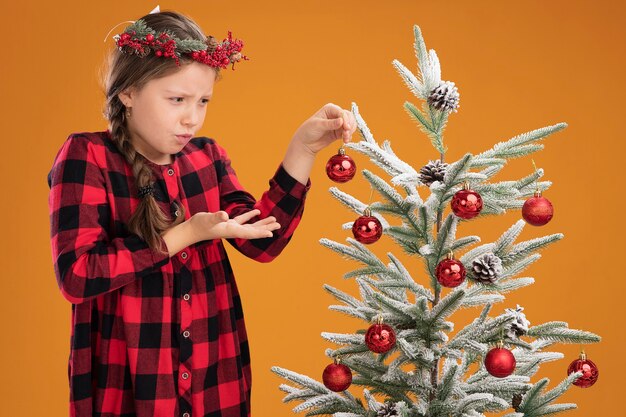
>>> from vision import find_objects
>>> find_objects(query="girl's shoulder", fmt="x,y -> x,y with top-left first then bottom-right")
56,130 -> 120,157
47,131 -> 122,187
51,130 -> 125,170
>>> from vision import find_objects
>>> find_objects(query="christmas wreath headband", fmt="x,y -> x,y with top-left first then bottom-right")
105,18 -> 248,70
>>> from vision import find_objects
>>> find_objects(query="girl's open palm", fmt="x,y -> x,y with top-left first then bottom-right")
192,209 -> 281,242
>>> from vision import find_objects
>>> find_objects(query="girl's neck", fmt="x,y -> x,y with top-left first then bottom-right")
128,133 -> 174,166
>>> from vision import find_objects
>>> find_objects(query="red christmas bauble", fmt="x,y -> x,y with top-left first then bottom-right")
568,353 -> 599,388
352,208 -> 383,244
484,345 -> 516,378
451,185 -> 483,219
322,361 -> 352,392
435,254 -> 466,288
326,148 -> 356,183
365,323 -> 396,353
522,191 -> 553,226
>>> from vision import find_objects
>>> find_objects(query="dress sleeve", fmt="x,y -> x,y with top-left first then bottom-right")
47,134 -> 171,304
212,141 -> 311,263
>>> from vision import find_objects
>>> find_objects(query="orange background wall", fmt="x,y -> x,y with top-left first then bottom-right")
1,0 -> 623,415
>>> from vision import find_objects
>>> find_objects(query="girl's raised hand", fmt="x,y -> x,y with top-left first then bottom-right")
190,209 -> 280,242
293,103 -> 358,155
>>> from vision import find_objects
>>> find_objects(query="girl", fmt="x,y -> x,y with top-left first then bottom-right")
47,8 -> 356,417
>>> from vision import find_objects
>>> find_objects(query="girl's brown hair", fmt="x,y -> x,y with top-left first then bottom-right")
99,10 -> 220,255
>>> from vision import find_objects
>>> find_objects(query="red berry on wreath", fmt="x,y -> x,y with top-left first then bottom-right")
352,207 -> 383,244
567,351 -> 599,388
522,190 -> 554,226
435,252 -> 466,288
365,317 -> 396,353
326,147 -> 356,183
322,358 -> 352,392
484,341 -> 516,378
451,182 -> 483,219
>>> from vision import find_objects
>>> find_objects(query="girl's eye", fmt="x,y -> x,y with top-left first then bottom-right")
171,98 -> 210,104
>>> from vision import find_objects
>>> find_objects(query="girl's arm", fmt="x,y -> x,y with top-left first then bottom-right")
212,140 -> 310,263
210,103 -> 357,262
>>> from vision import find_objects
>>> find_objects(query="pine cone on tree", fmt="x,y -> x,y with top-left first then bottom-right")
427,80 -> 460,112
505,305 -> 531,338
419,160 -> 449,186
471,253 -> 503,283
512,393 -> 523,411
377,401 -> 398,417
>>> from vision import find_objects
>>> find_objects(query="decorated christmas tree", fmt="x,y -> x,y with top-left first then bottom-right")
271,25 -> 600,417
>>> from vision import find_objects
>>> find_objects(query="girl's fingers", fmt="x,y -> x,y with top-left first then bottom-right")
234,209 -> 261,224
248,221 -> 281,238
246,227 -> 275,239
339,109 -> 355,143
324,117 -> 343,131
323,102 -> 343,119
342,109 -> 352,130
249,221 -> 280,232
252,216 -> 277,226
266,222 -> 281,231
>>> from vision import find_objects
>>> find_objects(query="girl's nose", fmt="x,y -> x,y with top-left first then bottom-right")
182,107 -> 201,127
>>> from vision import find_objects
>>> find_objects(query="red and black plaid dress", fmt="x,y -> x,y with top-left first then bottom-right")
47,130 -> 310,417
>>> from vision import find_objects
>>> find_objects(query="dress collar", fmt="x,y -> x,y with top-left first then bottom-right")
104,129 -> 180,169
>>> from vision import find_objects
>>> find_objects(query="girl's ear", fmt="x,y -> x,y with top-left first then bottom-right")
117,86 -> 136,107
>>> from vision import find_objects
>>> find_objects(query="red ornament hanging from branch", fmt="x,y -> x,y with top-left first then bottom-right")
352,207 -> 383,244
522,159 -> 554,226
522,190 -> 554,226
567,351 -> 599,388
484,340 -> 516,378
326,147 -> 356,183
435,251 -> 466,288
365,316 -> 396,353
322,357 -> 352,392
451,182 -> 483,219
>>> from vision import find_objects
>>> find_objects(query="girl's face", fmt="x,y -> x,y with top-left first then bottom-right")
118,62 -> 217,165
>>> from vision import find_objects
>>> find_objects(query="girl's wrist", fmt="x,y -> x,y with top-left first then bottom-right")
283,136 -> 316,185
187,214 -> 204,243
289,131 -> 316,156
161,217 -> 198,257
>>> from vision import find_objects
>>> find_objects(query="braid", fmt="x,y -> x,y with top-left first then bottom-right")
107,97 -> 186,255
